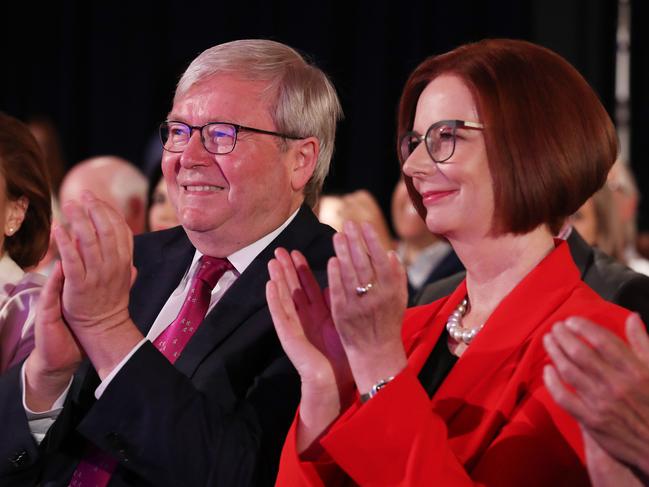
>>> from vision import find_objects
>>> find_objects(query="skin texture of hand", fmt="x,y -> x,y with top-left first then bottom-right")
543,314 -> 649,480
54,192 -> 144,379
24,261 -> 82,412
582,427 -> 645,487
328,221 -> 408,394
266,248 -> 354,453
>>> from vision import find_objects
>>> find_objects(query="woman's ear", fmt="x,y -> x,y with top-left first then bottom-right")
5,196 -> 29,237
290,136 -> 320,192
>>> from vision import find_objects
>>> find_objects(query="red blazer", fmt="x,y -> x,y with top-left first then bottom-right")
276,242 -> 631,486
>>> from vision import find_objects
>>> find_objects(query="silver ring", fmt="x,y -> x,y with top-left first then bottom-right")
355,282 -> 374,296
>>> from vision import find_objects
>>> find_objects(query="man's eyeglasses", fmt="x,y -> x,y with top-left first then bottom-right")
399,119 -> 484,164
159,121 -> 304,155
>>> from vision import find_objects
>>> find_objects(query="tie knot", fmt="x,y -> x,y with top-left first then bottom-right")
195,255 -> 233,290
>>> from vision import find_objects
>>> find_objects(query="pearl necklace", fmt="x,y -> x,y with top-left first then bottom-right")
445,298 -> 484,345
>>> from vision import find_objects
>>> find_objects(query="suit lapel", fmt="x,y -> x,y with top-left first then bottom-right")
129,228 -> 195,336
174,206 -> 332,377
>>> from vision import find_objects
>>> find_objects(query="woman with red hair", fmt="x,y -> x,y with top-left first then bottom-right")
267,39 -> 629,486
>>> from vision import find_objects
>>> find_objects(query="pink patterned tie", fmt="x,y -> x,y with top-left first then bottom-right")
152,256 -> 233,363
69,256 -> 233,487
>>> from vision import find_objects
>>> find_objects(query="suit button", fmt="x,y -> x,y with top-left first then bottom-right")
8,449 -> 29,468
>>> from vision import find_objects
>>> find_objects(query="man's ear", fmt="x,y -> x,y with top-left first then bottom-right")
4,196 -> 29,237
290,136 -> 319,192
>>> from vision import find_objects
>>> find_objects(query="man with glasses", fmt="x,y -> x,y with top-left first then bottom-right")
1,39 -> 341,486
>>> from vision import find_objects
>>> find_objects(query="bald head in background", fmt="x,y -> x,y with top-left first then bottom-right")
60,156 -> 148,234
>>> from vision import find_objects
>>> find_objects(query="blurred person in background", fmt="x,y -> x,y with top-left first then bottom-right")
607,159 -> 649,275
570,184 -> 627,263
59,155 -> 148,235
146,165 -> 179,232
0,112 -> 52,373
317,190 -> 394,251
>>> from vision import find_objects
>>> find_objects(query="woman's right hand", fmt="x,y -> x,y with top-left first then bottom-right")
266,248 -> 354,453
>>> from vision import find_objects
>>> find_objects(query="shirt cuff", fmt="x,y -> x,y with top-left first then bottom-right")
94,338 -> 148,399
21,361 -> 73,444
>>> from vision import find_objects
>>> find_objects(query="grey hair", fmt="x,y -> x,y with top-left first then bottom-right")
175,39 -> 343,208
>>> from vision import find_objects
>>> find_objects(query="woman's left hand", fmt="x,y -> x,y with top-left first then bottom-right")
328,221 -> 409,394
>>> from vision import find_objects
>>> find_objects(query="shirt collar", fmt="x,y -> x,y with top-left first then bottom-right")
189,207 -> 301,277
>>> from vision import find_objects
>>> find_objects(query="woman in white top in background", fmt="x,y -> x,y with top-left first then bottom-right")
0,112 -> 52,373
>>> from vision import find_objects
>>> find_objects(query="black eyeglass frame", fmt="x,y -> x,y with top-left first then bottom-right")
159,120 -> 304,155
399,119 -> 484,164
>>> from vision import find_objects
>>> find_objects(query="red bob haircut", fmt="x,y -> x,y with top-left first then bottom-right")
397,39 -> 618,235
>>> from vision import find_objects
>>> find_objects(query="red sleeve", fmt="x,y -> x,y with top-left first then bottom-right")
317,364 -> 589,486
274,409 -> 351,487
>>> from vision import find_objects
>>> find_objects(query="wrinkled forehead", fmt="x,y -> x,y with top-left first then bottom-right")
171,74 -> 276,113
168,75 -> 278,131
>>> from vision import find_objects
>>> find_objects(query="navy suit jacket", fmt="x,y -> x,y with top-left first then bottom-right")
0,205 -> 335,486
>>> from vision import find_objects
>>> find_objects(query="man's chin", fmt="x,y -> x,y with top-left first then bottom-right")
179,213 -> 225,234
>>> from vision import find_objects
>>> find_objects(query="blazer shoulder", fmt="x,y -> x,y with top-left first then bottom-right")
274,206 -> 335,261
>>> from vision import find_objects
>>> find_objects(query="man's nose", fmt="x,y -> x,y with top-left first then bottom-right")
179,131 -> 211,168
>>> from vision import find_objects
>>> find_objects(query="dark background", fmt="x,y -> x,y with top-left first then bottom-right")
2,0 -> 646,229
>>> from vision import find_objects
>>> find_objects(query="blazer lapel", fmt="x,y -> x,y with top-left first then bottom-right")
422,242 -> 582,463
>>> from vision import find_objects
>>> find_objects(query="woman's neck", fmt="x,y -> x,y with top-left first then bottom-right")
449,226 -> 555,330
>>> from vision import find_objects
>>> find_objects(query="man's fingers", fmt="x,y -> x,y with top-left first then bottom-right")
626,313 -> 649,365
543,329 -> 603,396
53,223 -> 85,282
61,199 -> 102,274
37,261 -> 64,322
564,316 -> 634,371
543,364 -> 590,421
83,193 -> 118,262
